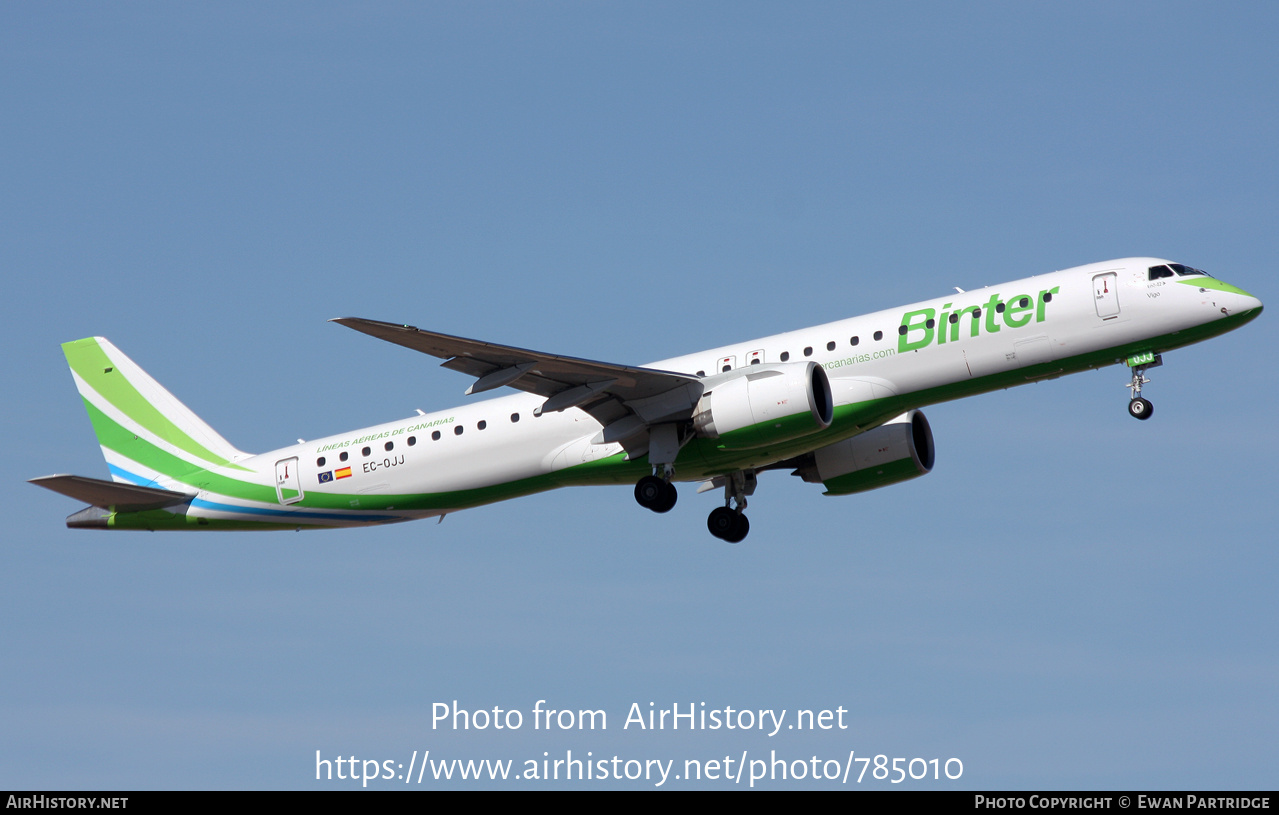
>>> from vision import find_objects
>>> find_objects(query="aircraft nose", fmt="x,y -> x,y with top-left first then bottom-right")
1230,288 -> 1263,324
1231,286 -> 1263,317
1201,277 -> 1263,318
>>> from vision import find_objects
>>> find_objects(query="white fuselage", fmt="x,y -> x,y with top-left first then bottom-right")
152,257 -> 1256,529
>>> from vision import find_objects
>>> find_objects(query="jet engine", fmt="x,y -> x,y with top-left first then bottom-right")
692,362 -> 833,450
795,410 -> 935,495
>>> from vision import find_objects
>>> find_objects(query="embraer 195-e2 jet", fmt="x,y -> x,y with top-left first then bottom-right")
32,258 -> 1261,542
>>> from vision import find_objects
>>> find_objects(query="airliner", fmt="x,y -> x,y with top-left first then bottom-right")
31,258 -> 1261,542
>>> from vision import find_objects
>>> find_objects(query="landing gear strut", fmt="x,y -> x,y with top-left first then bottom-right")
1125,354 -> 1161,421
635,424 -> 681,513
706,470 -> 755,543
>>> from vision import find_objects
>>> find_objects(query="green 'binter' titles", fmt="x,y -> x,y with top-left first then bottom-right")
898,287 -> 1060,353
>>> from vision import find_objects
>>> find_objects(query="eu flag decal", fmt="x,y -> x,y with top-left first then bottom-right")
318,471 -> 334,484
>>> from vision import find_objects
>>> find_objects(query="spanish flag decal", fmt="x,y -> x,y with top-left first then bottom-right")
335,467 -> 353,479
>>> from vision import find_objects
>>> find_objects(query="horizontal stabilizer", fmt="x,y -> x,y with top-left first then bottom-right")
29,474 -> 193,511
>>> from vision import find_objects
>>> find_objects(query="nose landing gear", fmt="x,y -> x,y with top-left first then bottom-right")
1125,353 -> 1161,421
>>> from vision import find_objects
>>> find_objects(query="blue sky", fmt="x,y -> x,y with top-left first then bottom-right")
2,2 -> 1276,789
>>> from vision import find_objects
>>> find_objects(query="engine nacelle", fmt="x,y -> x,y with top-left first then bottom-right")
692,362 -> 833,450
798,410 -> 935,495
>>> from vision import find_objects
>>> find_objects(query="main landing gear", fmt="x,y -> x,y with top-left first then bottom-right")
635,470 -> 677,514
707,506 -> 749,543
1125,355 -> 1161,421
635,425 -> 681,513
633,467 -> 756,543
706,470 -> 755,543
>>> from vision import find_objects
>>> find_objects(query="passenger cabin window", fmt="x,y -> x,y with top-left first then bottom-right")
477,420 -> 487,430
432,430 -> 441,441
780,352 -> 790,362
317,457 -> 326,467
803,346 -> 813,357
826,341 -> 835,351
511,413 -> 520,423
454,425 -> 464,436
362,446 -> 371,456
850,336 -> 859,346
385,441 -> 393,451
340,451 -> 349,462
873,331 -> 883,341
408,436 -> 416,446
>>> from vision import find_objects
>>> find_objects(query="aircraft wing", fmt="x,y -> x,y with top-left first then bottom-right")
332,318 -> 706,442
29,474 -> 194,511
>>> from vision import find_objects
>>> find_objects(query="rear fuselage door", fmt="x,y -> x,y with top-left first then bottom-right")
1093,273 -> 1120,319
275,457 -> 303,504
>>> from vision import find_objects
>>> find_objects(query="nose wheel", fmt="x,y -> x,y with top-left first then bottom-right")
1128,397 -> 1153,420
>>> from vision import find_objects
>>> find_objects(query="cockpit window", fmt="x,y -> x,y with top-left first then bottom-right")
1168,263 -> 1211,278
1148,265 -> 1175,280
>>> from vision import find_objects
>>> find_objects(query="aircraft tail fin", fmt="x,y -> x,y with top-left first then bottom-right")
61,337 -> 249,481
